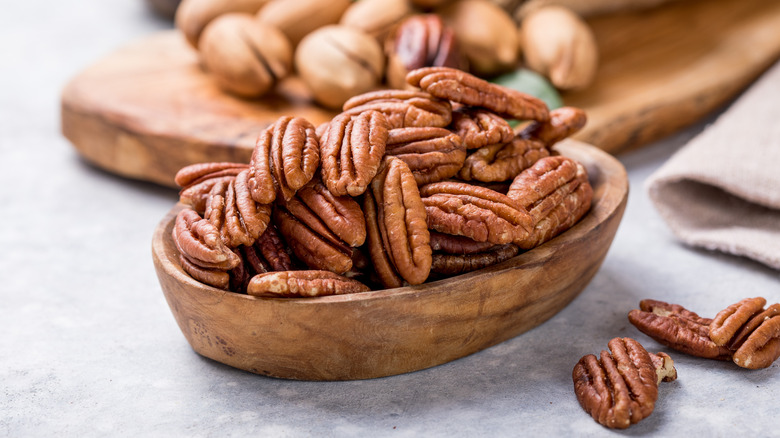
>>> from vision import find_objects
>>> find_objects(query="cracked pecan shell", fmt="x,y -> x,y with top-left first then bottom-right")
450,107 -> 514,150
249,116 -> 320,204
342,89 -> 452,129
319,110 -> 389,197
247,270 -> 371,298
384,127 -> 466,185
203,170 -> 272,248
406,67 -> 549,122
507,156 -> 592,249
519,106 -> 587,146
368,157 -> 432,286
176,162 -> 249,213
457,137 -> 549,183
420,181 -> 532,245
431,244 -> 518,275
572,337 -> 676,429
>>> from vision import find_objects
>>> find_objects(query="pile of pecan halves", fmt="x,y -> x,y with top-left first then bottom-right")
171,66 -> 592,297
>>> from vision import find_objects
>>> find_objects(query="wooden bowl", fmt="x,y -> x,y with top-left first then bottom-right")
152,140 -> 628,380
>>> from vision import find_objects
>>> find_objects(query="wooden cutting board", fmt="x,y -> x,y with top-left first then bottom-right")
61,0 -> 780,188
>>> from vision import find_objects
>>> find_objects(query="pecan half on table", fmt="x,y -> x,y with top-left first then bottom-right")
629,297 -> 780,369
573,337 -> 677,429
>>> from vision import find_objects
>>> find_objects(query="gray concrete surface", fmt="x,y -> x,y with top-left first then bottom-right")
1,1 -> 778,436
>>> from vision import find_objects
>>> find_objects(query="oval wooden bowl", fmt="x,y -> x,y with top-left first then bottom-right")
152,140 -> 628,381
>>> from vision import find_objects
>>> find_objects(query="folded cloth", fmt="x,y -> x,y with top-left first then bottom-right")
646,61 -> 780,270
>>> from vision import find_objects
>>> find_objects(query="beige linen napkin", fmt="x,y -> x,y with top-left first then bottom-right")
646,61 -> 780,270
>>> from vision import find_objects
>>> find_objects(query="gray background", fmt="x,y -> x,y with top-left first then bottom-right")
2,1 -> 778,436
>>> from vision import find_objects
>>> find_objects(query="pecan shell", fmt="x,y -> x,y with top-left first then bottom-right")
176,162 -> 249,213
450,107 -> 514,150
572,337 -> 676,429
319,110 -> 389,197
406,67 -> 549,122
342,89 -> 452,129
507,156 -> 592,249
385,127 -> 466,185
249,116 -> 320,204
431,244 -> 518,275
368,157 -> 432,286
519,106 -> 587,146
457,137 -> 549,183
203,170 -> 272,248
420,181 -> 532,245
247,270 -> 371,298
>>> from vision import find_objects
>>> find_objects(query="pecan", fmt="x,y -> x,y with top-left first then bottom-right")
241,224 -> 293,275
172,208 -> 241,290
450,107 -> 514,150
274,208 -> 353,275
406,67 -> 549,122
364,190 -> 404,289
457,137 -> 549,183
249,116 -> 320,204
319,110 -> 389,197
429,231 -> 496,255
384,127 -> 466,185
247,270 -> 371,298
572,337 -> 676,429
176,162 -> 249,213
519,106 -> 587,146
709,297 -> 766,346
367,157 -> 432,286
203,170 -> 272,248
420,181 -> 532,245
628,299 -> 731,361
342,89 -> 452,129
431,244 -> 518,275
507,156 -> 592,249
710,298 -> 780,369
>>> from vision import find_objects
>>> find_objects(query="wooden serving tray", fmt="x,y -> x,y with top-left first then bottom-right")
62,0 -> 780,187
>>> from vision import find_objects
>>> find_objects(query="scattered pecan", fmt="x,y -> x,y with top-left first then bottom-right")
247,270 -> 370,298
507,156 -> 592,249
431,244 -> 519,275
203,170 -> 272,248
172,208 -> 241,290
572,337 -> 676,429
420,181 -> 532,245
384,127 -> 466,185
176,162 -> 248,213
710,298 -> 780,369
709,297 -> 767,346
341,89 -> 452,129
457,137 -> 549,183
249,116 -> 320,204
429,231 -> 496,255
450,107 -> 514,150
319,110 -> 389,197
406,67 -> 550,122
367,157 -> 432,286
519,106 -> 587,146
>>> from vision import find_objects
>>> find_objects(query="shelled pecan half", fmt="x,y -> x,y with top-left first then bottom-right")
572,337 -> 677,429
519,106 -> 587,146
172,208 -> 241,290
247,270 -> 370,298
384,127 -> 466,185
319,110 -> 389,197
176,162 -> 249,213
429,231 -> 496,255
457,137 -> 549,183
507,156 -> 592,249
406,67 -> 549,122
450,107 -> 514,150
249,116 -> 320,204
366,157 -> 432,286
420,181 -> 532,245
203,170 -> 273,248
342,89 -> 453,129
241,224 -> 294,275
431,244 -> 519,275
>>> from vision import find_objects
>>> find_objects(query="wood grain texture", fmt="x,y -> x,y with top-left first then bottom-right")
63,0 -> 780,187
151,141 -> 628,380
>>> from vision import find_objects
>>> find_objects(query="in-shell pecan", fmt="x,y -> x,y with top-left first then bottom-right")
249,116 -> 320,204
342,89 -> 452,129
420,181 -> 532,245
507,156 -> 592,249
431,244 -> 518,275
406,67 -> 550,122
247,270 -> 370,298
176,162 -> 249,213
519,106 -> 587,146
367,157 -> 432,286
457,137 -> 549,183
709,297 -> 780,369
319,110 -> 389,197
572,337 -> 677,429
450,107 -> 514,150
203,170 -> 272,248
172,208 -> 241,290
384,127 -> 466,185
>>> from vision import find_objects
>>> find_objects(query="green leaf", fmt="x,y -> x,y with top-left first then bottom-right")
490,69 -> 562,110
